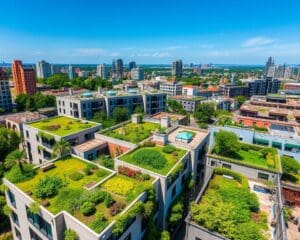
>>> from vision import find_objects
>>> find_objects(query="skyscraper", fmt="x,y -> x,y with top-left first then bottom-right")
172,60 -> 183,78
36,60 -> 52,79
112,60 -> 116,73
96,64 -> 109,79
12,60 -> 36,95
265,57 -> 274,77
297,67 -> 300,81
128,61 -> 137,71
131,68 -> 144,80
116,59 -> 123,77
0,67 -> 12,112
68,65 -> 75,80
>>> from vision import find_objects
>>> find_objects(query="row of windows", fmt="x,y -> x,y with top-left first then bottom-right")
27,207 -> 52,240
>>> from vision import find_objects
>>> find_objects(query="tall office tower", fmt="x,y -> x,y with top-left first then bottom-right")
111,59 -> 116,73
267,66 -> 276,78
275,65 -> 285,78
172,59 -> 183,78
116,59 -> 123,77
51,65 -> 60,74
284,66 -> 293,79
68,65 -> 75,80
12,60 -> 36,95
128,61 -> 137,71
131,68 -> 144,80
0,67 -> 12,112
297,67 -> 300,81
96,64 -> 109,79
265,57 -> 274,77
36,60 -> 52,79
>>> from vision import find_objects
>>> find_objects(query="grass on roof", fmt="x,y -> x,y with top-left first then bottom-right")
103,121 -> 160,143
120,145 -> 187,175
29,116 -> 98,136
190,169 -> 269,240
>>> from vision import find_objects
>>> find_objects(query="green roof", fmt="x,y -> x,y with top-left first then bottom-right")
28,116 -> 99,137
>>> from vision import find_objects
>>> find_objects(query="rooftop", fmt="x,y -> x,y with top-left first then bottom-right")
5,156 -> 153,234
74,139 -> 107,153
119,145 -> 187,175
151,112 -> 187,121
190,169 -> 272,240
171,95 -> 206,101
102,121 -> 160,144
3,111 -> 45,124
28,116 -> 100,137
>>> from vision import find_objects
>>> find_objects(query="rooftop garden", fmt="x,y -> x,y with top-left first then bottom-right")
211,130 -> 280,172
281,155 -> 300,184
102,121 -> 160,143
28,116 -> 98,137
119,143 -> 187,175
5,156 -> 155,234
190,168 -> 269,240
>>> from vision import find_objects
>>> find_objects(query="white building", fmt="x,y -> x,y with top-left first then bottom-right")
36,60 -> 52,79
96,64 -> 109,79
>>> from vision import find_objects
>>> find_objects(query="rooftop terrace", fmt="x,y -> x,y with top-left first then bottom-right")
102,121 -> 160,144
5,156 -> 153,234
28,116 -> 99,137
190,168 -> 272,240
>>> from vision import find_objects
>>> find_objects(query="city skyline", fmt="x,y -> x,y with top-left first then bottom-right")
1,0 -> 300,64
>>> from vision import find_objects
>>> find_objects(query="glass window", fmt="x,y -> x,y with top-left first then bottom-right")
12,211 -> 19,226
172,186 -> 176,199
7,190 -> 16,208
29,228 -> 42,240
222,163 -> 231,169
258,172 -> 269,180
15,227 -> 22,240
27,207 -> 52,239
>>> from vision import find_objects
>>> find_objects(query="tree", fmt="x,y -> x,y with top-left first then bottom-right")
53,139 -> 71,158
0,127 -> 22,161
167,99 -> 186,114
4,150 -> 26,173
213,130 -> 240,157
194,103 -> 215,124
15,92 -> 56,111
112,107 -> 129,122
235,96 -> 246,108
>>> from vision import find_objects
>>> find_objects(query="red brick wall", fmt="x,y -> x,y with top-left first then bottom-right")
283,187 -> 300,207
107,142 -> 130,157
237,117 -> 271,128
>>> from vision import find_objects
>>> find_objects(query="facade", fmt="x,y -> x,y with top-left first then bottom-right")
159,81 -> 182,96
12,60 -> 36,95
36,60 -> 52,79
68,65 -> 75,80
96,64 -> 109,79
265,56 -> 274,77
116,59 -> 123,78
131,68 -> 144,81
182,85 -> 197,96
171,95 -> 204,112
0,67 -> 13,112
56,90 -> 167,119
172,60 -> 183,78
219,84 -> 248,97
128,61 -> 137,71
297,67 -> 300,81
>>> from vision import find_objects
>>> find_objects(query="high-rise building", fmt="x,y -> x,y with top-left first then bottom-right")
68,65 -> 75,80
12,60 -> 36,95
284,66 -> 293,79
36,60 -> 52,79
116,59 -> 123,77
0,68 -> 12,112
128,61 -> 137,71
297,67 -> 300,81
131,68 -> 144,80
51,65 -> 61,74
265,57 -> 274,77
96,64 -> 109,79
172,60 -> 183,78
111,59 -> 116,73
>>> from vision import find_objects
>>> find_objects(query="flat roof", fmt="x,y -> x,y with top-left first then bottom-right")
28,116 -> 100,137
4,111 -> 45,124
74,139 -> 107,153
167,126 -> 209,149
151,112 -> 187,121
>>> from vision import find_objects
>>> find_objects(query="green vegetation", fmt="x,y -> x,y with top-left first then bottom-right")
190,168 -> 267,240
235,95 -> 247,108
212,131 -> 280,171
281,155 -> 300,184
29,116 -> 98,136
64,229 -> 78,240
15,92 -> 56,112
103,121 -> 159,143
34,176 -> 63,199
194,102 -> 215,125
167,99 -> 186,115
0,127 -> 22,163
120,145 -> 186,175
53,139 -> 71,157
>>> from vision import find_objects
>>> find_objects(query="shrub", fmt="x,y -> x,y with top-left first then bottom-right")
28,202 -> 40,214
161,231 -> 170,240
95,169 -> 108,178
281,156 -> 300,174
104,194 -> 114,207
80,201 -> 95,216
136,173 -> 150,181
118,166 -> 141,178
132,148 -> 166,169
213,130 -> 240,157
4,164 -> 36,183
35,176 -> 63,199
64,229 -> 78,240
89,212 -> 107,233
87,190 -> 106,204
102,177 -> 134,195
240,144 -> 250,151
69,172 -> 84,181
54,188 -> 83,213
83,165 -> 94,175
100,157 -> 114,169
142,141 -> 156,147
162,145 -> 176,154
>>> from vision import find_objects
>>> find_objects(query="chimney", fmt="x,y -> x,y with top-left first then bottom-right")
131,114 -> 142,124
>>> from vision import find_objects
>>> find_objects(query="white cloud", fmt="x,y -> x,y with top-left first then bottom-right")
71,48 -> 120,57
242,37 -> 277,48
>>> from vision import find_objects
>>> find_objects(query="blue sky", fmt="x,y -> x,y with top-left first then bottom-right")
1,0 -> 300,64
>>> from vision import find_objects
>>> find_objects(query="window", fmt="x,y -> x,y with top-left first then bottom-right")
222,163 -> 231,169
210,160 -> 216,166
15,227 -> 22,240
29,228 -> 42,240
258,172 -> 269,180
7,190 -> 16,208
11,211 -> 19,226
124,233 -> 131,240
27,207 -> 52,239
26,131 -> 29,138
171,186 -> 176,199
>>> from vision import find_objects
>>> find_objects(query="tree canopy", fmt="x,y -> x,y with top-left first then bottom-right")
0,127 -> 22,162
15,92 -> 56,111
213,130 -> 240,157
194,103 -> 215,124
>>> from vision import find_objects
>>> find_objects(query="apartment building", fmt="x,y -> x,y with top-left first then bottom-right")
159,81 -> 182,96
0,67 -> 13,112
